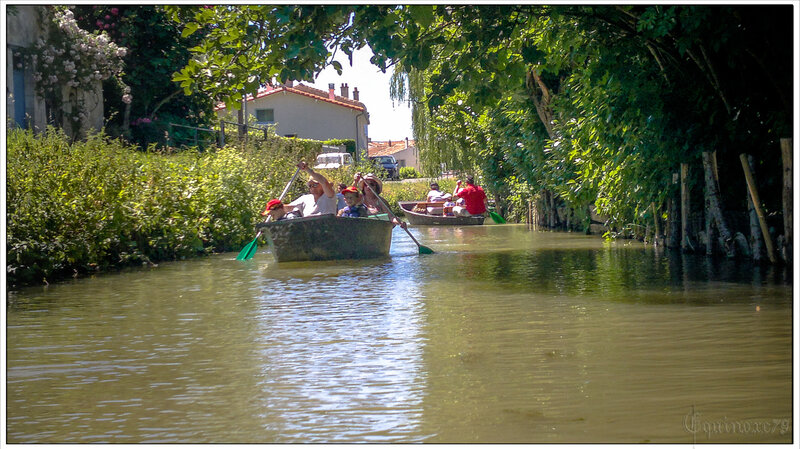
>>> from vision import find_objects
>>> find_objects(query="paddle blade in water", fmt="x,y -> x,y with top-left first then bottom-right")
489,211 -> 506,224
418,245 -> 434,255
236,237 -> 259,260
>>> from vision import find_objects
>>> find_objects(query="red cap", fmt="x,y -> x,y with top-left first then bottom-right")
261,199 -> 284,215
341,186 -> 359,195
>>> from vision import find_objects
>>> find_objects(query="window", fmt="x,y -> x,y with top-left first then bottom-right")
398,159 -> 406,167
255,108 -> 274,123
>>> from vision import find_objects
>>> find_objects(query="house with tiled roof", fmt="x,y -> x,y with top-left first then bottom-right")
368,138 -> 419,171
215,81 -> 369,153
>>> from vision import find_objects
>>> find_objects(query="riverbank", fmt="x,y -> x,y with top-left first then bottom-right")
6,128 -> 469,289
5,128 -> 336,288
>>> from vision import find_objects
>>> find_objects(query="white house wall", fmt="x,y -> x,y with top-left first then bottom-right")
222,90 -> 369,152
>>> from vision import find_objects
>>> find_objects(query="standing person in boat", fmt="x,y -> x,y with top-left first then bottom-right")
337,186 -> 369,217
261,199 -> 302,221
353,173 -> 408,229
453,175 -> 488,217
284,161 -> 338,216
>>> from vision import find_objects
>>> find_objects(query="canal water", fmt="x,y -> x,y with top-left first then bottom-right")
5,225 -> 794,443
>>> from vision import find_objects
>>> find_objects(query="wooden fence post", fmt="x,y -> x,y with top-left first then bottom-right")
739,153 -> 776,263
781,138 -> 792,263
680,163 -> 692,251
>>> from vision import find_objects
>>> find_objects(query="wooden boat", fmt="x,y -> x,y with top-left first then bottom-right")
256,214 -> 393,262
398,201 -> 486,226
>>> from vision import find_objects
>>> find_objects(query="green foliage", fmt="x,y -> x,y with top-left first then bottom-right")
73,5 -> 216,147
322,139 -> 356,155
399,166 -> 421,179
170,5 -> 791,235
5,127 -> 322,288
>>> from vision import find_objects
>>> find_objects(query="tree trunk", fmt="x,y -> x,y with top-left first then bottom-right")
740,153 -> 776,263
746,155 -> 764,262
781,138 -> 792,263
701,152 -> 734,256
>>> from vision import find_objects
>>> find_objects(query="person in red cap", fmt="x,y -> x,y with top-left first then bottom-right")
261,198 -> 301,221
453,175 -> 488,217
337,186 -> 368,218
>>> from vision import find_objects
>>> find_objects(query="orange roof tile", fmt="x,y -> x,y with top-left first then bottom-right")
368,140 -> 415,157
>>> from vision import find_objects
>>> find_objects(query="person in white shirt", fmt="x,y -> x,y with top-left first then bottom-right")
426,182 -> 447,202
285,161 -> 337,216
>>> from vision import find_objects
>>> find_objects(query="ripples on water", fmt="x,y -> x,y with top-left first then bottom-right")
5,225 -> 794,443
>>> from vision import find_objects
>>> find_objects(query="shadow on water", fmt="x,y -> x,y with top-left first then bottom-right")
426,243 -> 792,306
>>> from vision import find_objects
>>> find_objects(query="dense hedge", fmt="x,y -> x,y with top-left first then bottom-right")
5,128 -> 327,287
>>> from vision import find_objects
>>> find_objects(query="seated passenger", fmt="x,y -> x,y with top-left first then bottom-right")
337,187 -> 369,218
426,182 -> 448,202
284,161 -> 338,216
262,198 -> 302,221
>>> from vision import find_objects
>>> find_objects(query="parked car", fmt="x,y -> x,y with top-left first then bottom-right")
369,155 -> 399,180
314,152 -> 353,170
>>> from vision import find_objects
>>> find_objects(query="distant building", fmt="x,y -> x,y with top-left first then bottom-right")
215,81 -> 370,154
368,138 -> 419,172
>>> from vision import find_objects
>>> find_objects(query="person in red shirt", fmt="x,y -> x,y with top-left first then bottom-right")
454,175 -> 488,216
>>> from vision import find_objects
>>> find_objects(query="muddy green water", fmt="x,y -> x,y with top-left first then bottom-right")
5,225 -> 794,443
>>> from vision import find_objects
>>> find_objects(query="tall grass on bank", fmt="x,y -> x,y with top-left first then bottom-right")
6,127 -> 322,288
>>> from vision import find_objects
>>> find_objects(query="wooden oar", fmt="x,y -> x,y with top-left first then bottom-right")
236,167 -> 302,261
362,182 -> 434,255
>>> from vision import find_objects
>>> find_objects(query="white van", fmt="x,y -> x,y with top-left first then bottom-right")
314,152 -> 353,170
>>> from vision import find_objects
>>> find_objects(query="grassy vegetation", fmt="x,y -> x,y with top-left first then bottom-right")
5,128 -> 440,288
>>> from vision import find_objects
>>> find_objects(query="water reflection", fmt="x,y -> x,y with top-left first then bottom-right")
6,225 -> 793,443
249,258 -> 428,442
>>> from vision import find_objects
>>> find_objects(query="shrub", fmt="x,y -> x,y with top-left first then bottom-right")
399,166 -> 421,179
5,127 -> 321,288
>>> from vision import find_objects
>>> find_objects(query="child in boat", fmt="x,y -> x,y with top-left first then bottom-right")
337,187 -> 369,218
262,199 -> 302,221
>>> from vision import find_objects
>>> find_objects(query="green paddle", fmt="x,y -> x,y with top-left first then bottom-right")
488,209 -> 506,224
236,167 -> 302,261
362,181 -> 434,255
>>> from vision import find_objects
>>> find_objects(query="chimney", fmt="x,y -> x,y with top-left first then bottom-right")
328,83 -> 335,100
388,140 -> 392,146
285,80 -> 293,88
352,87 -> 359,101
340,83 -> 349,98
405,137 -> 409,149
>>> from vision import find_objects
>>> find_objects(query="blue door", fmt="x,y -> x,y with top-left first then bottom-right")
13,66 -> 27,128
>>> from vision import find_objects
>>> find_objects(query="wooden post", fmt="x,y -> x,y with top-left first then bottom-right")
739,153 -> 776,263
652,203 -> 661,246
680,163 -> 691,251
781,138 -> 792,263
746,155 -> 763,262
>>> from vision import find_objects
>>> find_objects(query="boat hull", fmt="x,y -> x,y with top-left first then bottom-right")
399,201 -> 485,226
257,214 -> 393,262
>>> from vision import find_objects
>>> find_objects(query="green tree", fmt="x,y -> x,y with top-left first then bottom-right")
170,5 -> 793,243
73,5 -> 216,148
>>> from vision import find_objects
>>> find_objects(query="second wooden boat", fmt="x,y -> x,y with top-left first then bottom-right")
398,201 -> 485,226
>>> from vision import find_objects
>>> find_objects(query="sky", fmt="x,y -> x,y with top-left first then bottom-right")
306,46 -> 414,142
